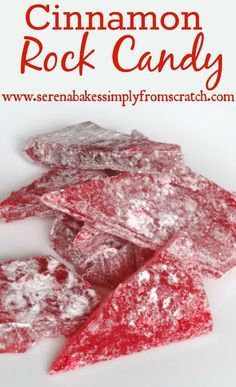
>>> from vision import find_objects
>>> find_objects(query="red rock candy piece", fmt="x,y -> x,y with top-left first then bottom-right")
42,170 -> 236,278
23,121 -> 183,174
50,247 -> 212,374
0,168 -> 106,223
0,255 -> 100,353
41,173 -> 193,248
50,217 -> 153,289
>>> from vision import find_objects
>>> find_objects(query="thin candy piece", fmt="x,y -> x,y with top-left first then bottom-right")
42,170 -> 236,278
23,121 -> 184,174
0,255 -> 100,353
0,168 -> 106,223
50,247 -> 212,374
50,217 -> 153,289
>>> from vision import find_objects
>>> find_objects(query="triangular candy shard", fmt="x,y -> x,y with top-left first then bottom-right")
42,173 -> 194,248
50,247 -> 212,374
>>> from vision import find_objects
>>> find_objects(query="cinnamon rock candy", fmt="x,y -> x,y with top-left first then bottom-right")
23,121 -> 183,174
0,255 -> 100,353
42,173 -> 188,248
42,170 -> 236,278
0,168 -> 105,223
50,246 -> 212,374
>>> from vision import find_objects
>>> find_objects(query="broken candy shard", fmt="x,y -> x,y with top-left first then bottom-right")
42,170 -> 236,278
50,217 -> 152,289
41,173 -> 195,249
0,255 -> 100,353
0,168 -> 106,223
50,247 -> 212,374
23,121 -> 183,174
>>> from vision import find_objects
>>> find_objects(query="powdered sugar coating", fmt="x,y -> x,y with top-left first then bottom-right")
23,121 -> 184,174
50,248 -> 212,374
0,167 -> 106,223
0,255 -> 100,353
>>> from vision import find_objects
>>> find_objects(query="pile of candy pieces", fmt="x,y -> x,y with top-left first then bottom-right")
0,121 -> 235,374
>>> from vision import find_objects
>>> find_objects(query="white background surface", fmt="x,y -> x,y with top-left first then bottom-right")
0,1 -> 236,386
